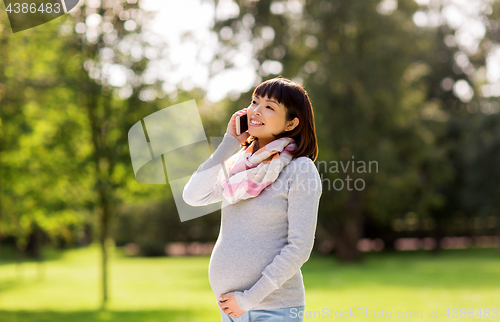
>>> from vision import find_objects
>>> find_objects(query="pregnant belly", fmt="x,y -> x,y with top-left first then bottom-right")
208,240 -> 280,296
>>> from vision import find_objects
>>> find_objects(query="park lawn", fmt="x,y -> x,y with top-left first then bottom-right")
0,243 -> 499,322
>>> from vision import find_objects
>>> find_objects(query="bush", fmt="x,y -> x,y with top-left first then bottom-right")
112,198 -> 221,256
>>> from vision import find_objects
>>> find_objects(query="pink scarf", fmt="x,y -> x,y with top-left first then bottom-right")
218,137 -> 297,204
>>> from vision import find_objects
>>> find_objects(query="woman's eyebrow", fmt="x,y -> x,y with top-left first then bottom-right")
253,96 -> 279,106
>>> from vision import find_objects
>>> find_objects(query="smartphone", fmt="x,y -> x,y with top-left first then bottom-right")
236,114 -> 248,136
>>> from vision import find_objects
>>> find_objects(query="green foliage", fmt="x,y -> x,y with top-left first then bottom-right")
462,112 -> 500,232
0,16 -> 93,249
112,198 -> 222,257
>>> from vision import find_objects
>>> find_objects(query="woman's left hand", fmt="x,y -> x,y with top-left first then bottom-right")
218,292 -> 247,318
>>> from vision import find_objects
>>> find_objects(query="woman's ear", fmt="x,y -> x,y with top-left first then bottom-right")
286,117 -> 299,131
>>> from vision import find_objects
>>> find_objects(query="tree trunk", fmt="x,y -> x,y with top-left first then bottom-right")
432,216 -> 445,254
26,223 -> 42,259
0,183 -> 2,270
85,81 -> 115,309
16,237 -> 25,280
332,189 -> 365,261
99,189 -> 112,308
100,236 -> 108,308
26,223 -> 45,280
496,209 -> 500,255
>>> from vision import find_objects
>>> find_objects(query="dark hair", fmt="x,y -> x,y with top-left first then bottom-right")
243,76 -> 319,162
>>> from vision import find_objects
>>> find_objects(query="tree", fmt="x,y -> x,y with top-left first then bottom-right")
54,0 -> 170,307
0,12 -> 92,272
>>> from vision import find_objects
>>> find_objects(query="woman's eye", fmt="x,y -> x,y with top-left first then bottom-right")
251,100 -> 273,110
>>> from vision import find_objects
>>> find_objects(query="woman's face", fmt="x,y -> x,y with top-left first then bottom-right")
247,94 -> 299,147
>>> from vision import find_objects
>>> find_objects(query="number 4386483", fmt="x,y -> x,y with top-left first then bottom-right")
444,308 -> 498,318
6,2 -> 62,14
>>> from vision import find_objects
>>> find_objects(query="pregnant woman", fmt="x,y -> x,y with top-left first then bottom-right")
183,77 -> 322,321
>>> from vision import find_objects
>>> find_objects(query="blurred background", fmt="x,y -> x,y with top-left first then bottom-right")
1,0 -> 499,321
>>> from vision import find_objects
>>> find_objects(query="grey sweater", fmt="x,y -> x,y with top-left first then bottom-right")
182,133 -> 322,311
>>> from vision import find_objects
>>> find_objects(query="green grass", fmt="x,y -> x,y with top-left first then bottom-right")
0,244 -> 499,321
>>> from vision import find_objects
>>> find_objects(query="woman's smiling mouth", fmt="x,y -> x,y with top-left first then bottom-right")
250,118 -> 264,126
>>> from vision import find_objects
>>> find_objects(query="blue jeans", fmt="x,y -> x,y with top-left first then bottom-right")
220,305 -> 305,322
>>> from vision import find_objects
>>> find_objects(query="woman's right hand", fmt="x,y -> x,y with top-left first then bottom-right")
226,108 -> 250,146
